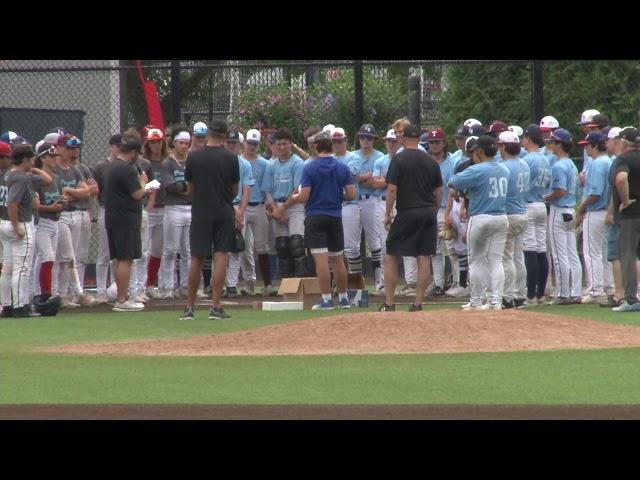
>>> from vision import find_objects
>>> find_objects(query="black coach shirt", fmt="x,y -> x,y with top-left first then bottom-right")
386,148 -> 443,210
104,157 -> 142,228
185,145 -> 239,221
615,149 -> 640,220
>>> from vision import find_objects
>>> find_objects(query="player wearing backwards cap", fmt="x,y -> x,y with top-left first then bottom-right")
291,131 -> 356,310
224,129 -> 255,298
575,132 -> 614,304
371,129 -> 402,295
485,121 -> 510,161
53,134 -> 95,308
158,129 -> 192,299
497,130 -> 531,309
576,109 -> 603,176
235,129 -> 275,296
190,122 -> 208,152
346,124 -> 384,290
521,124 -> 551,305
261,127 -> 306,278
543,128 -> 583,304
449,135 -> 509,311
539,115 -> 560,170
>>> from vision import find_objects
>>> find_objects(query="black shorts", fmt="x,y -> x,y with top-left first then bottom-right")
190,218 -> 236,257
107,227 -> 141,260
386,206 -> 437,257
304,215 -> 344,252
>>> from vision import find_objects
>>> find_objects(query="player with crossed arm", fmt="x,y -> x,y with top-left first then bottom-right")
449,135 -> 509,311
497,130 -> 531,309
543,128 -> 582,305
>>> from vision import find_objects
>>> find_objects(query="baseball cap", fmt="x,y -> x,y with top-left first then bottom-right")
311,131 -> 332,143
51,127 -> 67,136
426,128 -> 446,141
419,133 -> 429,143
0,141 -> 11,157
577,109 -> 600,125
508,125 -> 523,137
0,131 -> 18,143
56,134 -> 82,148
238,132 -> 244,144
619,127 -> 640,143
463,118 -> 482,127
322,124 -> 336,133
209,120 -> 227,134
44,132 -> 61,145
577,132 -> 606,146
455,124 -> 470,138
498,131 -> 520,144
146,128 -> 164,141
331,127 -> 347,140
467,124 -> 486,137
109,133 -> 122,145
547,128 -> 573,144
487,121 -> 509,137
477,135 -> 497,152
192,122 -> 208,137
586,113 -> 609,129
403,124 -> 421,139
245,129 -> 261,143
358,124 -> 377,137
465,136 -> 479,152
36,143 -> 58,158
607,127 -> 623,140
225,130 -> 240,142
524,124 -> 543,139
539,115 -> 560,132
383,129 -> 396,141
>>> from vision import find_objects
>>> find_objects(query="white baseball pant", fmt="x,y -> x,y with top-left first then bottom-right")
450,200 -> 468,256
55,211 -> 83,298
227,204 -> 270,287
129,209 -> 149,295
147,206 -> 165,288
0,220 -> 35,308
95,206 -> 113,296
466,214 -> 508,307
342,199 -> 381,274
33,217 -> 60,296
582,209 -> 614,297
73,209 -> 91,291
503,214 -> 528,302
548,205 -> 582,298
273,202 -> 305,237
523,202 -> 547,252
160,205 -> 191,291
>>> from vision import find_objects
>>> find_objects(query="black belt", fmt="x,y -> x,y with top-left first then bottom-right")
275,198 -> 288,203
380,196 -> 386,200
233,202 -> 240,206
248,202 -> 264,206
359,194 -> 372,200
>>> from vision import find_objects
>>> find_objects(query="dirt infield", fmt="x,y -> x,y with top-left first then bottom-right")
39,309 -> 640,356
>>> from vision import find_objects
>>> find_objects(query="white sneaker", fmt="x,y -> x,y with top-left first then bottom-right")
176,287 -> 188,299
581,294 -> 607,304
95,293 -> 109,305
445,285 -> 461,296
196,289 -> 208,299
146,288 -> 164,299
159,289 -> 174,300
112,299 -> 145,312
481,303 -> 492,310
492,303 -> 503,310
462,303 -> 483,311
132,293 -> 148,304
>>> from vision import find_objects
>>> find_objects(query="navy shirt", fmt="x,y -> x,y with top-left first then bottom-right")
300,156 -> 353,218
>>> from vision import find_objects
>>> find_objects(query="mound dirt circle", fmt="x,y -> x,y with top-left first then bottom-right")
39,310 -> 640,356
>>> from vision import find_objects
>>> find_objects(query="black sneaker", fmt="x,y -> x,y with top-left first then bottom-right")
502,299 -> 515,309
600,295 -> 622,308
12,306 -> 41,318
223,287 -> 237,299
378,303 -> 396,312
180,307 -> 195,320
209,307 -> 231,320
432,286 -> 445,297
0,306 -> 14,318
514,298 -> 527,309
408,304 -> 423,312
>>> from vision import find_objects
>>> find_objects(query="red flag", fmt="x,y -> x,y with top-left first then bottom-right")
136,60 -> 165,133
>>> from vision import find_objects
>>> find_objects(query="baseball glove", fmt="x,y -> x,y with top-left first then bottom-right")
33,294 -> 62,317
439,223 -> 456,241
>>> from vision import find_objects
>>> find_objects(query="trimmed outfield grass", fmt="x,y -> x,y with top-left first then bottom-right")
2,304 -> 640,404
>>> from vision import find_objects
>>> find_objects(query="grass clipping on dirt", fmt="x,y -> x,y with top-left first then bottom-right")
36,310 -> 640,356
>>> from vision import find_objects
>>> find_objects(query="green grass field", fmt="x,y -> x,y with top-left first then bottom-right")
2,304 -> 640,405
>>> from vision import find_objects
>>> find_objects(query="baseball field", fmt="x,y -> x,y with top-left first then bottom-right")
3,300 -> 640,419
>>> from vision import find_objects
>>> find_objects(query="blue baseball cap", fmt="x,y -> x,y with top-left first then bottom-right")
577,132 -> 606,146
0,131 -> 18,143
192,122 -> 208,137
547,128 -> 572,144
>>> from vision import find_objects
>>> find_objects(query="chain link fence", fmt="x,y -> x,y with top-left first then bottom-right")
1,59 -> 640,283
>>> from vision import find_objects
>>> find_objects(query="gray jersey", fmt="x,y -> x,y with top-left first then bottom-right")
1,170 -> 36,222
74,163 -> 94,210
54,165 -> 85,211
0,169 -> 9,219
161,156 -> 191,206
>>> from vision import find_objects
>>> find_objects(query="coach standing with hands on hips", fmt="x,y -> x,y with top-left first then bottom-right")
104,132 -> 151,312
380,124 -> 443,312
181,120 -> 239,321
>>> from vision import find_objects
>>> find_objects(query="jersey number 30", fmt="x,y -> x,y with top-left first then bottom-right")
489,177 -> 507,198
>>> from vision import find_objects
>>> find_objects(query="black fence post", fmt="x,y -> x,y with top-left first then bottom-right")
119,60 -> 128,132
408,74 -> 422,129
171,60 -> 181,125
354,60 -> 364,133
532,60 -> 544,124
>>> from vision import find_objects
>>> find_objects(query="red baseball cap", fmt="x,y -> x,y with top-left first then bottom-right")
426,128 -> 446,141
487,121 -> 509,136
0,141 -> 11,157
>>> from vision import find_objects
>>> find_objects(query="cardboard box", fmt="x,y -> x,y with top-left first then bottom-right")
278,277 -> 323,310
262,301 -> 303,311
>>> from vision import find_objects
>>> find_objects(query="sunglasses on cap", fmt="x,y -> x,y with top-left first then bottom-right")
64,136 -> 82,147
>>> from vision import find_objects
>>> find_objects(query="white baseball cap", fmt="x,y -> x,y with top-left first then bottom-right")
192,122 -> 208,137
331,127 -> 347,140
383,129 -> 396,140
245,129 -> 261,143
238,132 -> 244,144
463,118 -> 482,127
498,131 -> 520,144
577,109 -> 600,125
539,115 -> 560,132
322,124 -> 336,133
35,140 -> 45,153
508,125 -> 523,137
43,132 -> 60,145
608,127 -> 622,140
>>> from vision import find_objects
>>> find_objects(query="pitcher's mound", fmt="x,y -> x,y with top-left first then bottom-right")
41,309 -> 640,356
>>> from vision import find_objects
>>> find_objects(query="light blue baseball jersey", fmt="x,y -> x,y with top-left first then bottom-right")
584,154 -> 612,211
549,157 -> 579,208
503,158 -> 531,214
519,147 -> 527,159
449,160 -> 510,216
582,149 -> 593,173
372,153 -> 392,197
261,154 -> 304,201
523,151 -> 550,203
244,155 -> 269,203
335,152 -> 362,203
353,148 -> 383,196
437,153 -> 458,208
397,144 -> 427,154
233,156 -> 255,204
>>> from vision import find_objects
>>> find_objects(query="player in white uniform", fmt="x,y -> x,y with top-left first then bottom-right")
449,135 -> 509,310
